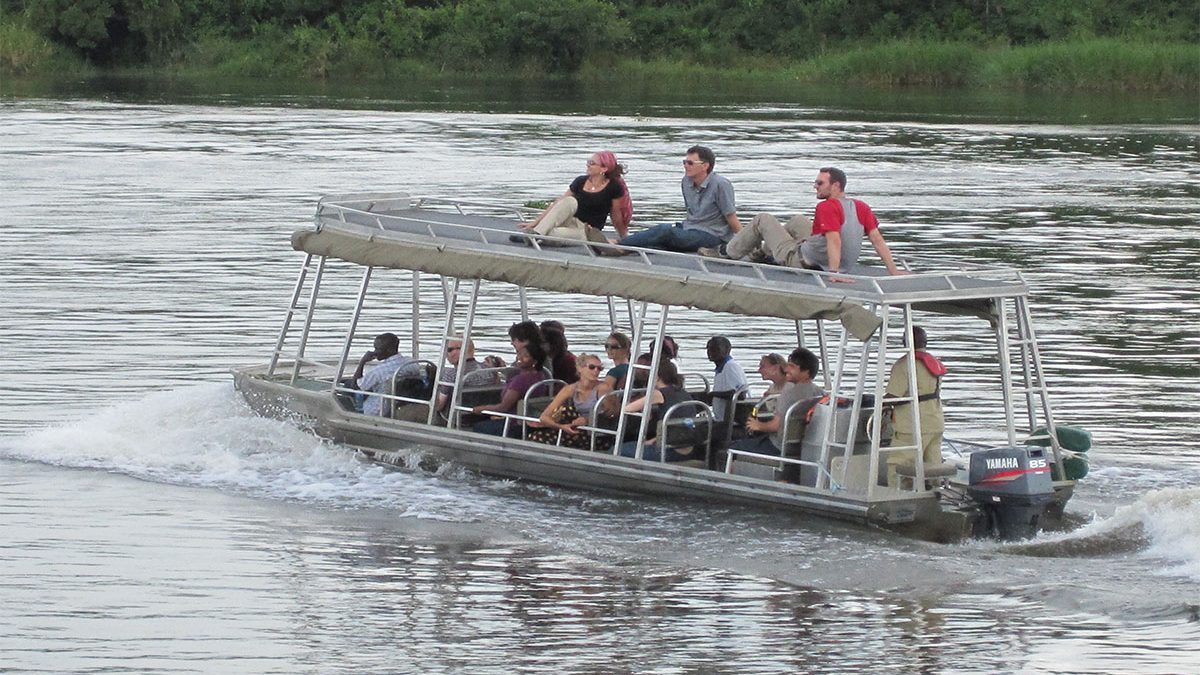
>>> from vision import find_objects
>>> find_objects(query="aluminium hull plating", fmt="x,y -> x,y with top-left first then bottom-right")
233,365 -> 982,541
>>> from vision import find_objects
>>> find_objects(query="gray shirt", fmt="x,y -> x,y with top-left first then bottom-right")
800,198 -> 865,271
681,172 -> 737,241
771,380 -> 823,450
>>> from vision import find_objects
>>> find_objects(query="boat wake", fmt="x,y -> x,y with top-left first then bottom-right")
1001,486 -> 1200,581
0,383 -> 512,522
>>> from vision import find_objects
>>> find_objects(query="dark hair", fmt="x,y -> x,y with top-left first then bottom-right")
376,332 -> 400,353
508,320 -> 541,345
789,347 -> 820,379
522,339 -> 548,371
649,335 -> 678,360
687,145 -> 716,173
540,319 -> 565,334
706,335 -> 731,357
819,166 -> 847,191
542,325 -> 568,358
607,331 -> 631,352
910,326 -> 928,350
654,359 -> 682,388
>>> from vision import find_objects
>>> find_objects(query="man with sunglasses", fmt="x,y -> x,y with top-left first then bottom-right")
617,145 -> 742,252
700,167 -> 904,279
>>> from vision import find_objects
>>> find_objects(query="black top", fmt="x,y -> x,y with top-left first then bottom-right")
569,175 -> 625,230
649,385 -> 694,431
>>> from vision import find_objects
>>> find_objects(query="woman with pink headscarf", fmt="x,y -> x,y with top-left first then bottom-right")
518,151 -> 633,242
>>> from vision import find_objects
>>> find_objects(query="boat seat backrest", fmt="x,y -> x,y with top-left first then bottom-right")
660,400 -> 714,450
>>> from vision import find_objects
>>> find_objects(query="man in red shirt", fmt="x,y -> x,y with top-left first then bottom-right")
701,167 -> 905,278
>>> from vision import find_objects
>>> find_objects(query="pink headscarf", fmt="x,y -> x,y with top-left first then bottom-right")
594,150 -> 633,226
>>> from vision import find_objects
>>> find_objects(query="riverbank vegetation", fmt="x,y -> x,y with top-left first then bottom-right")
3,1 -> 1196,91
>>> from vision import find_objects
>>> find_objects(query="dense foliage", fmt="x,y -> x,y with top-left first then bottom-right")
11,0 -> 1199,72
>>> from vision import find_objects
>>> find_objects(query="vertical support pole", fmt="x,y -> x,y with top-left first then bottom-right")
333,265 -> 373,391
613,301 -> 647,454
411,270 -> 421,358
518,286 -> 529,322
865,307 -> 891,500
428,277 -> 461,425
900,306 -> 926,491
606,296 -> 618,331
816,319 -> 832,391
994,297 -> 1019,447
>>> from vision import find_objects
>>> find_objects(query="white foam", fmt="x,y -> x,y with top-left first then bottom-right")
1017,486 -> 1200,581
0,383 -> 503,521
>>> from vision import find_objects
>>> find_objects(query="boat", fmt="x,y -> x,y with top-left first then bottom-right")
232,193 -> 1089,542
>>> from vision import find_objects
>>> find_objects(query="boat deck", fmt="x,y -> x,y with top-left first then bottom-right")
301,194 -> 1026,338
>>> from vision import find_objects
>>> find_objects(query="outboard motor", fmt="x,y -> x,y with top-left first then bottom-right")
967,446 -> 1056,540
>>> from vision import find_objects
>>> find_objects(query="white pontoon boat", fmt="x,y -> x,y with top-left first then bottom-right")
233,194 -> 1089,542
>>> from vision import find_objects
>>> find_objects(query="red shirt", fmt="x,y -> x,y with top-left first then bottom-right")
812,198 -> 879,236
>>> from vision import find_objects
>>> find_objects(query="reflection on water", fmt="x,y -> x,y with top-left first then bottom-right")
1,95 -> 1198,673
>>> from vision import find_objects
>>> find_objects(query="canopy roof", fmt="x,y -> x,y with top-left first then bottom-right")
293,195 -> 1029,341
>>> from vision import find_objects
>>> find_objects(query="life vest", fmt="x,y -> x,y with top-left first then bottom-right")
895,351 -> 946,404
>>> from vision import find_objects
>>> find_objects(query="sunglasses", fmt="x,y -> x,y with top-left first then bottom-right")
682,159 -> 705,166
583,363 -> 602,371
605,343 -> 621,349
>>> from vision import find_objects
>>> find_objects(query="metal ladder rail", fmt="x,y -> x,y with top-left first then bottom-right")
331,264 -> 373,393
614,302 -> 672,458
815,326 -> 852,489
268,253 -> 317,377
1015,295 -> 1067,479
897,306 -> 927,490
864,308 -> 892,499
823,329 -> 875,491
446,279 -> 483,431
993,296 -> 1020,447
611,301 -> 650,453
427,276 -> 464,426
291,255 -> 329,386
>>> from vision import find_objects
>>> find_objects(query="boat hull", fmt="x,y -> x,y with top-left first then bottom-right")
233,365 -> 1007,542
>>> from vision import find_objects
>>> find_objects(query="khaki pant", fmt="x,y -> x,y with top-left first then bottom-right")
724,212 -> 812,265
532,196 -> 603,242
886,430 -> 944,488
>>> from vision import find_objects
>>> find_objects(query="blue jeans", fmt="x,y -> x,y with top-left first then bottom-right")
619,223 -> 722,253
617,440 -> 695,462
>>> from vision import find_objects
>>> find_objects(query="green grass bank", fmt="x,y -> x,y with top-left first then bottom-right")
3,17 -> 1196,93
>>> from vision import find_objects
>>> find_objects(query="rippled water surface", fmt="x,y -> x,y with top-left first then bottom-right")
1,93 -> 1198,673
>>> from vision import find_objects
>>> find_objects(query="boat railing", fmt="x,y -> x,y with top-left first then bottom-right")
724,448 -> 844,492
656,400 -> 715,465
519,379 -> 569,440
314,195 -> 1030,297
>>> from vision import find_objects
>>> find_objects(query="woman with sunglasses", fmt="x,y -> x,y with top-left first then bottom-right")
600,331 -> 632,393
528,353 -> 605,449
517,151 -> 633,242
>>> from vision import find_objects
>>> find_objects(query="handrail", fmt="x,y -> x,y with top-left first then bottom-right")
314,196 -> 1030,293
724,448 -> 844,492
656,400 -> 715,465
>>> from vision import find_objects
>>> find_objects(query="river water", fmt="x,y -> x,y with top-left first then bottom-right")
1,86 -> 1198,673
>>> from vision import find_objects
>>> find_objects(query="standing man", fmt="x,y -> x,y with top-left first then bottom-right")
884,326 -> 947,487
618,145 -> 742,252
700,166 -> 905,277
354,332 -> 421,416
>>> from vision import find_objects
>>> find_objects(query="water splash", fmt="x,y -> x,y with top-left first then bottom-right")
1004,487 -> 1200,581
0,383 -> 499,521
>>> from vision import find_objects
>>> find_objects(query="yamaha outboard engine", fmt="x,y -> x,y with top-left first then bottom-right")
967,446 -> 1056,540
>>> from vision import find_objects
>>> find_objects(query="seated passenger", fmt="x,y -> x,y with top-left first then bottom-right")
353,332 -> 422,416
728,347 -> 822,456
527,353 -> 604,449
471,341 -> 550,437
540,320 -> 578,384
618,360 -> 696,462
437,337 -> 494,411
601,331 -> 632,393
517,151 -> 632,242
707,335 -> 748,425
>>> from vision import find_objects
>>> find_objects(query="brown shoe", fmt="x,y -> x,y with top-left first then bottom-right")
697,246 -> 727,258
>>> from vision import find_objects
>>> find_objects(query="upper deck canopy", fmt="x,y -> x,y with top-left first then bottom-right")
293,194 -> 1029,340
